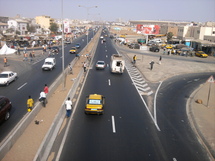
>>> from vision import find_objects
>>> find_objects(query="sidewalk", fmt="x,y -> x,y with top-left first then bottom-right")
1,40 -> 215,160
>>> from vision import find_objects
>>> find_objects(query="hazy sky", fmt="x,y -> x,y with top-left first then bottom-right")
0,0 -> 214,22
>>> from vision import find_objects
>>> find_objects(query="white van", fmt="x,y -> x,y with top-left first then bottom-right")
110,54 -> 125,74
42,57 -> 56,71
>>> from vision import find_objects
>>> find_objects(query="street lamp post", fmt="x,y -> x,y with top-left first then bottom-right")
78,5 -> 98,45
62,0 -> 65,88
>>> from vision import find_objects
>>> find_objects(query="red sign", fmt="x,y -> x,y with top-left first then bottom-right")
136,24 -> 160,34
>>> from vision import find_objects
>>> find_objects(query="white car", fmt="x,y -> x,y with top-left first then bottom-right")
0,71 -> 18,86
42,57 -> 56,71
96,60 -> 106,70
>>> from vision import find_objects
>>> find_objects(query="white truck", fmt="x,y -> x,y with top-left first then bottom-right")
42,57 -> 56,71
110,54 -> 125,74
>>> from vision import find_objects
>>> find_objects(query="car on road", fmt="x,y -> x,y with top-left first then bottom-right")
42,57 -> 56,71
149,45 -> 160,52
0,96 -> 12,123
128,43 -> 140,49
75,43 -> 81,49
70,47 -> 77,54
0,71 -> 18,86
85,94 -> 105,115
51,46 -> 59,54
195,51 -> 208,58
95,60 -> 106,70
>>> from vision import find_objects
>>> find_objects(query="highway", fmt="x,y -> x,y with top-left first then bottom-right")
56,30 -> 211,161
0,30 -> 96,142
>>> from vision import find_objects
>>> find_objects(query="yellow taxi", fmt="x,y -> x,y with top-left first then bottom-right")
85,94 -> 105,115
195,51 -> 208,58
69,47 -> 77,54
165,44 -> 174,49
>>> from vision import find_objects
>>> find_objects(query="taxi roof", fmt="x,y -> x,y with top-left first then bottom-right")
89,94 -> 102,100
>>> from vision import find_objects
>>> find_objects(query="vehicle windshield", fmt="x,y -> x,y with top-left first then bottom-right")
88,99 -> 101,105
97,62 -> 104,65
0,74 -> 8,78
45,62 -> 52,65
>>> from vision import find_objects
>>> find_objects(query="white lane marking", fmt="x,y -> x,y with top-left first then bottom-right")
17,82 -> 27,90
107,64 -> 109,68
108,79 -> 111,86
106,55 -> 108,57
154,81 -> 163,131
112,116 -> 116,133
173,158 -> 177,161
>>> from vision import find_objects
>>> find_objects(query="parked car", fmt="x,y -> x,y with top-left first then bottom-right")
149,45 -> 160,52
0,71 -> 18,86
0,96 -> 12,123
85,94 -> 105,115
195,51 -> 208,58
128,43 -> 140,49
95,60 -> 106,70
69,47 -> 77,54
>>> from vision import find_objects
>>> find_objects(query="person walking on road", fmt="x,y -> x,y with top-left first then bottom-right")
83,62 -> 87,72
159,56 -> 162,65
27,96 -> 34,112
65,97 -> 72,117
4,57 -> 7,67
68,63 -> 73,74
133,55 -> 137,64
44,84 -> 49,95
149,60 -> 154,70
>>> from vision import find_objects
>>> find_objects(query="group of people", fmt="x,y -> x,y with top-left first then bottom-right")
26,84 -> 73,118
27,84 -> 49,112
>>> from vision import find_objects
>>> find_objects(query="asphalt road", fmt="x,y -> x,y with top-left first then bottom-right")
57,31 -> 212,161
0,30 -> 96,142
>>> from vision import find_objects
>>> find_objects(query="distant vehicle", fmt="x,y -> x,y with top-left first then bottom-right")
0,96 -> 12,123
165,44 -> 174,49
69,47 -> 77,54
96,61 -> 106,70
75,43 -> 81,49
129,43 -> 140,49
42,57 -> 56,71
149,45 -> 160,52
110,54 -> 125,74
85,94 -> 105,115
51,46 -> 59,54
195,51 -> 208,58
64,40 -> 71,44
0,71 -> 18,86
100,36 -> 104,39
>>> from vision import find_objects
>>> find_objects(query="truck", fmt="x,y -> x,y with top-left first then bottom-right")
110,54 -> 125,74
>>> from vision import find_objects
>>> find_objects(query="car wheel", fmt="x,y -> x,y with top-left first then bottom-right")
14,76 -> 18,81
6,81 -> 9,86
4,111 -> 10,120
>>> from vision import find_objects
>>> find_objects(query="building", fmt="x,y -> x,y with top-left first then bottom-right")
35,15 -> 54,30
7,19 -> 28,35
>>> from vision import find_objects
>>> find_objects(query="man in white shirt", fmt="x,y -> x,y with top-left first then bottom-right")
65,97 -> 72,117
39,90 -> 47,105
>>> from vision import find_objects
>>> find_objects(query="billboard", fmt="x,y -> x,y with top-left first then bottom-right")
136,24 -> 160,34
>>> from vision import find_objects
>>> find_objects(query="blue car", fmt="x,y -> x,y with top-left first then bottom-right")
75,43 -> 80,49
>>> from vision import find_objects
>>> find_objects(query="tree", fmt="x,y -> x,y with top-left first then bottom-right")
167,32 -> 173,43
49,23 -> 59,34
